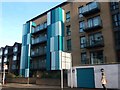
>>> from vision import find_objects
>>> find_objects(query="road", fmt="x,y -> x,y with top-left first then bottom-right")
0,83 -> 118,90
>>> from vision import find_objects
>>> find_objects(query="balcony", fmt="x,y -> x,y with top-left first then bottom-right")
116,45 -> 120,50
82,2 -> 100,16
31,49 -> 46,57
85,39 -> 104,49
30,60 -> 46,70
31,23 -> 47,35
83,20 -> 102,32
32,36 -> 47,45
81,56 -> 106,65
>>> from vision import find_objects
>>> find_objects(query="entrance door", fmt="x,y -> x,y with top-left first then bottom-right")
77,68 -> 95,88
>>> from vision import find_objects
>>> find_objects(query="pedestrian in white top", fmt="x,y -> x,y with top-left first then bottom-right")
101,68 -> 107,90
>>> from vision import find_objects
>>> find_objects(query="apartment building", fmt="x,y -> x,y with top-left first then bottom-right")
0,47 -> 5,72
12,42 -> 21,75
20,1 -> 120,77
110,2 -> 120,62
0,42 -> 21,75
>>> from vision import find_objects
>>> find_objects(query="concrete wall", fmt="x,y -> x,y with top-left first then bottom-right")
68,64 -> 120,89
6,77 -> 67,86
94,64 -> 119,89
6,78 -> 36,84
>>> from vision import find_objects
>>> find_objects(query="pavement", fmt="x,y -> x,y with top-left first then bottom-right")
0,83 -> 119,90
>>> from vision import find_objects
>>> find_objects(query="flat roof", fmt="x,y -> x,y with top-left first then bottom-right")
27,2 -> 69,22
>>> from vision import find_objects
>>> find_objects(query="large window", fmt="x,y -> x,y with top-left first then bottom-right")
79,21 -> 85,32
87,2 -> 98,10
66,26 -> 71,36
112,13 -> 120,27
66,11 -> 70,22
90,50 -> 103,64
80,36 -> 86,48
67,39 -> 71,51
81,52 -> 88,64
87,16 -> 101,28
78,6 -> 83,17
115,32 -> 120,48
110,2 -> 119,10
89,32 -> 103,46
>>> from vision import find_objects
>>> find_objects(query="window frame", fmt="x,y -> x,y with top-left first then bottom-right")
66,11 -> 70,22
80,36 -> 86,48
112,13 -> 120,27
87,15 -> 101,28
79,21 -> 85,32
67,39 -> 71,51
78,6 -> 83,18
81,52 -> 87,64
66,25 -> 71,36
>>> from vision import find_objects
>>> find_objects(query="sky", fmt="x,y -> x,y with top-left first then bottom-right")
0,1 -> 66,47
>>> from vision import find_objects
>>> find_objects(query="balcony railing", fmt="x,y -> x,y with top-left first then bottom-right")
30,60 -> 46,70
81,56 -> 106,65
31,24 -> 47,34
31,49 -> 46,57
82,2 -> 100,16
85,39 -> 104,49
83,20 -> 102,32
32,36 -> 47,45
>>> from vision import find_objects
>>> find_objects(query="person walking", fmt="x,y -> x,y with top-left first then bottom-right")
101,68 -> 107,90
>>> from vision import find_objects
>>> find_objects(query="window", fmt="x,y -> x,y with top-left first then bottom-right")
115,32 -> 120,47
89,32 -> 103,46
67,39 -> 71,51
81,52 -> 87,64
88,2 -> 98,10
66,11 -> 70,22
82,2 -> 99,14
39,24 -> 44,30
112,13 -> 120,27
90,50 -> 103,64
110,2 -> 119,10
78,6 -> 83,17
4,49 -> 8,54
80,36 -> 86,48
0,49 -> 2,55
79,21 -> 85,32
44,21 -> 47,28
4,57 -> 7,62
87,16 -> 101,28
0,58 -> 2,63
13,46 -> 18,52
66,26 -> 71,36
13,55 -> 17,61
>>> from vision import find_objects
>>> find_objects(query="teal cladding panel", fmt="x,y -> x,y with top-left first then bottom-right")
32,22 -> 36,27
46,7 -> 64,70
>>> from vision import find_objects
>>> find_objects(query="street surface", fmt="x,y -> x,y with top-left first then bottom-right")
0,83 -> 119,90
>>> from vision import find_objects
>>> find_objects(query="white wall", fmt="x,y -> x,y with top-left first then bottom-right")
94,64 -> 119,89
67,64 -> 119,89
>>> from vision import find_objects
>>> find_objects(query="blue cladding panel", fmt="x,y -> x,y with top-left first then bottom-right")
20,21 -> 32,77
51,10 -> 55,24
47,7 -> 64,70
